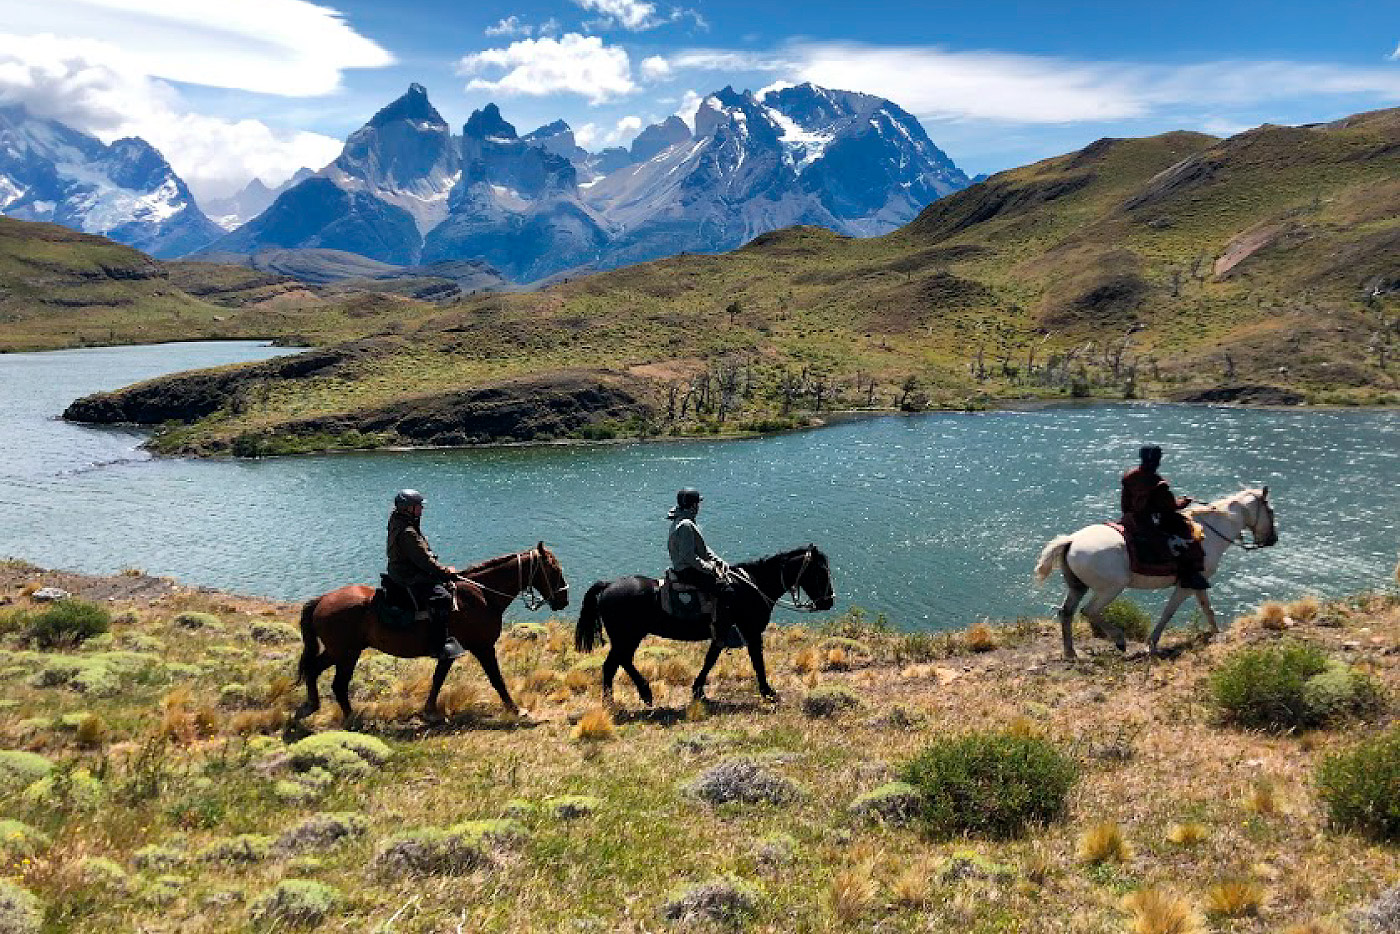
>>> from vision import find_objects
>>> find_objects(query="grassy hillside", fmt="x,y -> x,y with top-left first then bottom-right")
0,220 -> 453,352
61,110 -> 1400,454
0,561 -> 1396,932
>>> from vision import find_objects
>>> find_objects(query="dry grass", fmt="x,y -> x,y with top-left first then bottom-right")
1122,888 -> 1206,934
1288,595 -> 1322,623
1256,600 -> 1289,631
572,705 -> 616,742
1205,879 -> 1266,918
1078,821 -> 1132,864
793,646 -> 819,674
73,713 -> 107,748
1166,822 -> 1208,846
827,860 -> 881,922
890,859 -> 935,907
1283,921 -> 1342,934
563,668 -> 593,693
824,646 -> 851,670
1244,779 -> 1280,815
965,620 -> 997,652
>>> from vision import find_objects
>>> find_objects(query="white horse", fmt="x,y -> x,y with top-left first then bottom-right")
1034,487 -> 1278,659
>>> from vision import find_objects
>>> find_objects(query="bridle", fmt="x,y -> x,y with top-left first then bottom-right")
1195,491 -> 1275,553
458,549 -> 566,611
732,547 -> 833,612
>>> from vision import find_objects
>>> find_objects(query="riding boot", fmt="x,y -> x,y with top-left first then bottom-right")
1178,542 -> 1210,591
709,603 -> 745,650
432,612 -> 466,660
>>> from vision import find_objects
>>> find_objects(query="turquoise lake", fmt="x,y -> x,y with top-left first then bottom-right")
1,341 -> 1396,629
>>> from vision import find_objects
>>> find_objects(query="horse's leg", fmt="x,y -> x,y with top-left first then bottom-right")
295,654 -> 334,719
1082,587 -> 1127,652
470,646 -> 520,716
1148,587 -> 1192,655
423,658 -> 455,719
1058,579 -> 1087,661
1195,590 -> 1219,636
745,634 -> 778,702
691,639 -> 723,701
617,645 -> 654,708
330,650 -> 362,724
601,644 -> 625,707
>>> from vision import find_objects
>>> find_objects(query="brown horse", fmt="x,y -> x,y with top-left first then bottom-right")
294,542 -> 569,722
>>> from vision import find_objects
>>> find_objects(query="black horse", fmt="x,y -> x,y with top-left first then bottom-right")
574,546 -> 834,705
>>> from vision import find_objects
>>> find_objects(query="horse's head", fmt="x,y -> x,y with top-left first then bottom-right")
795,545 -> 835,611
1245,486 -> 1279,547
534,542 -> 570,611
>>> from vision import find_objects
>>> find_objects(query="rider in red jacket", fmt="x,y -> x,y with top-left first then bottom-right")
1120,446 -> 1210,590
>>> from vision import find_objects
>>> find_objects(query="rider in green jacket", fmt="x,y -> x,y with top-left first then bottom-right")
668,488 -> 744,648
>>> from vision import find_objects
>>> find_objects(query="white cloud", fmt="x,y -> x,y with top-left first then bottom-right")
1390,42 -> 1400,62
640,55 -> 671,81
573,121 -> 600,148
485,16 -> 532,38
667,41 -> 1400,124
0,0 -> 392,96
673,88 -> 703,128
538,18 -> 562,37
570,0 -> 659,31
614,115 -> 643,136
0,35 -> 342,201
457,33 -> 637,104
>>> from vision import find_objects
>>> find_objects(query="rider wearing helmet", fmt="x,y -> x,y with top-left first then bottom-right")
667,489 -> 744,648
1120,446 -> 1210,590
386,490 -> 466,659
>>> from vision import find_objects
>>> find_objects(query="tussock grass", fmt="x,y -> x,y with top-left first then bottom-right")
827,859 -> 881,923
1205,879 -> 1266,918
965,620 -> 997,652
572,706 -> 616,742
1166,822 -> 1208,846
1078,821 -> 1132,864
1122,888 -> 1205,934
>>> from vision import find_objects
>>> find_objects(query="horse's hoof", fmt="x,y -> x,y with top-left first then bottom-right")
420,708 -> 445,724
761,691 -> 780,704
293,704 -> 317,720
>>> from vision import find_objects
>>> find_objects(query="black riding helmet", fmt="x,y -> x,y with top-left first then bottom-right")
676,488 -> 702,509
1139,445 -> 1163,470
394,489 -> 425,512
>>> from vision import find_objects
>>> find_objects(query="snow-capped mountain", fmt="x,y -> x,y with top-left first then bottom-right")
209,82 -> 969,281
0,103 -> 222,258
202,168 -> 314,230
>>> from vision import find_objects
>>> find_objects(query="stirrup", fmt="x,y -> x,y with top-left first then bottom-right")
439,636 -> 467,660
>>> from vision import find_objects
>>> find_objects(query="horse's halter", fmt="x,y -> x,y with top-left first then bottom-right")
461,549 -> 567,611
1199,489 -> 1277,552
735,547 -> 834,612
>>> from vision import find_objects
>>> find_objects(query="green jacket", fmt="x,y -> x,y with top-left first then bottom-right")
668,510 -> 725,578
386,512 -> 455,587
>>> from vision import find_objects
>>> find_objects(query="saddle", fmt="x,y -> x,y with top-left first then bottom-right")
658,569 -> 715,621
1104,521 -> 1177,577
372,575 -> 429,630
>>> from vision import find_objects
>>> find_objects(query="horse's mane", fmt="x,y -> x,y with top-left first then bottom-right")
459,549 -> 528,575
1187,488 -> 1259,519
738,545 -> 827,573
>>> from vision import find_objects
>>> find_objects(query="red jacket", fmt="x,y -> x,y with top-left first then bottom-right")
1121,466 -> 1187,520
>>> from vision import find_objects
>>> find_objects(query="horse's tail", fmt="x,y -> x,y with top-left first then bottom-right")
1033,535 -> 1074,585
294,597 -> 322,686
574,581 -> 609,653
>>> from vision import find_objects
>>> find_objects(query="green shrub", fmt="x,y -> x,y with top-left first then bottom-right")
286,731 -> 392,778
0,750 -> 52,792
1092,599 -> 1152,642
0,880 -> 41,934
249,880 -> 340,926
1316,726 -> 1400,841
801,685 -> 863,718
25,599 -> 110,649
901,732 -> 1078,838
1211,642 -> 1381,731
0,820 -> 49,858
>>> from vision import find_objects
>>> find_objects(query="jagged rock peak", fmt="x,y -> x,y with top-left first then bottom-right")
526,119 -> 572,138
464,104 -> 517,140
631,115 -> 692,162
368,83 -> 446,129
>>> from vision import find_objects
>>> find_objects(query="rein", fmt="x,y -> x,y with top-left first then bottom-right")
731,548 -> 831,612
457,550 -> 564,610
1194,502 -> 1270,552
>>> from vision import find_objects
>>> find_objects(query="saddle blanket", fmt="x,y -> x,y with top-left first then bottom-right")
1102,522 -> 1177,578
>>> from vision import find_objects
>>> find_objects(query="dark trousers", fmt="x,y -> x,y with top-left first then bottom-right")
410,582 -> 455,647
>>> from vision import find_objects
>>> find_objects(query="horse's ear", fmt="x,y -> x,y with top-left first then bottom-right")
537,540 -> 545,552
1261,485 -> 1269,499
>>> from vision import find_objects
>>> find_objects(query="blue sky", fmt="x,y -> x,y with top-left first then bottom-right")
1,0 -> 1398,199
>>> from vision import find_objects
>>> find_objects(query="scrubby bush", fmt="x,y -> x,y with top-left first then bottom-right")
23,767 -> 103,810
131,843 -> 187,872
1316,726 -> 1400,841
849,782 -> 922,825
801,685 -> 862,718
901,732 -> 1078,838
25,599 -> 110,648
371,820 -> 524,876
0,880 -> 41,934
249,880 -> 340,926
75,856 -> 130,892
197,834 -> 272,865
1096,599 -> 1153,642
684,758 -> 800,807
0,820 -> 49,858
172,611 -> 220,631
1359,881 -> 1400,932
551,795 -> 601,819
663,876 -> 760,923
287,731 -> 392,778
273,812 -> 369,855
1212,642 -> 1382,731
0,750 -> 51,792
